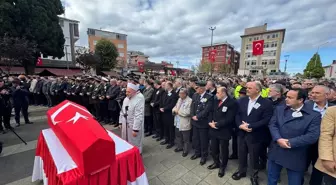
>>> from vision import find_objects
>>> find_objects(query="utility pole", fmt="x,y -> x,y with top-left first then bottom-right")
209,26 -> 216,76
284,54 -> 290,73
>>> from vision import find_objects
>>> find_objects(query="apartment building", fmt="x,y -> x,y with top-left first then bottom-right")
238,23 -> 286,76
87,28 -> 127,67
201,42 -> 239,74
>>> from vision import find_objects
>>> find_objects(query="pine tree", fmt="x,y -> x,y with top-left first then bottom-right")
303,53 -> 325,79
0,0 -> 65,74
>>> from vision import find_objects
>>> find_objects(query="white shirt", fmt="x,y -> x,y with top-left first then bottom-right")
247,95 -> 260,115
200,92 -> 206,100
291,104 -> 304,112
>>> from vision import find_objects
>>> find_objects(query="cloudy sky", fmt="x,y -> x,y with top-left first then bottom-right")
62,0 -> 336,74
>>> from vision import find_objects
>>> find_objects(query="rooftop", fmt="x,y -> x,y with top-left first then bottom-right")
87,28 -> 127,36
241,28 -> 286,43
58,16 -> 80,23
201,41 -> 235,48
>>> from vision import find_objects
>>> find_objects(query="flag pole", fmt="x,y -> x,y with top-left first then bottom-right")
209,26 -> 216,76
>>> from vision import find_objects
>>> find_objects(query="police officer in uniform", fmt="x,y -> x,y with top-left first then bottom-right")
151,80 -> 165,141
99,77 -> 110,124
80,78 -> 90,109
73,78 -> 83,105
87,77 -> 96,114
92,78 -> 102,120
190,81 -> 213,165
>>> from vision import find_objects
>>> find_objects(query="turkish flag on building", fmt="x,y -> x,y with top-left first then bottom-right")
208,49 -> 217,62
170,70 -> 176,76
36,57 -> 43,66
137,61 -> 145,72
227,58 -> 231,65
46,100 -> 116,175
252,40 -> 264,56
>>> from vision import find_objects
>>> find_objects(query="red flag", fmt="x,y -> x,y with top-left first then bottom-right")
137,61 -> 145,72
227,58 -> 231,65
252,40 -> 264,56
37,57 -> 43,66
208,49 -> 217,62
171,70 -> 176,76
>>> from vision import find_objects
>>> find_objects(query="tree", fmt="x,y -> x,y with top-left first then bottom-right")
0,0 -> 65,74
198,61 -> 212,74
217,63 -> 230,74
303,53 -> 325,79
95,39 -> 119,71
75,47 -> 100,74
0,34 -> 37,74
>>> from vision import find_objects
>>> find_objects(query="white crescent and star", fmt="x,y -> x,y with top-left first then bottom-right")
66,112 -> 89,124
50,102 -> 92,125
255,43 -> 262,50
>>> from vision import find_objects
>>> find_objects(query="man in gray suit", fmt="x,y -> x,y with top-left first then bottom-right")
143,80 -> 154,137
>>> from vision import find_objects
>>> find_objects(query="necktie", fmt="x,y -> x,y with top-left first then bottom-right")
218,100 -> 223,107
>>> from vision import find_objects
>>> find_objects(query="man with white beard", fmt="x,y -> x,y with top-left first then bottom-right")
119,82 -> 145,153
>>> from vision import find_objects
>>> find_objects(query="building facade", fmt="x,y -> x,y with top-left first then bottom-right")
201,42 -> 239,74
127,51 -> 149,66
238,23 -> 286,76
42,17 -> 79,63
323,60 -> 336,79
87,28 -> 127,67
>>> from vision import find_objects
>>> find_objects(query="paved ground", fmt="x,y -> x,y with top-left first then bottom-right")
0,105 -> 312,185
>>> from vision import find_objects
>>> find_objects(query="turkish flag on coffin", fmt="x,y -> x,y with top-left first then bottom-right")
252,40 -> 264,56
46,100 -> 116,175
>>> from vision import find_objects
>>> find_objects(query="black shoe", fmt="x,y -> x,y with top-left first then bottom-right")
160,141 -> 168,145
229,154 -> 238,160
218,168 -> 225,178
207,163 -> 219,170
250,176 -> 259,185
156,137 -> 163,142
232,171 -> 246,180
190,154 -> 201,160
166,144 -> 174,149
152,135 -> 159,139
25,122 -> 33,124
182,152 -> 188,157
145,133 -> 152,137
200,158 -> 207,165
174,148 -> 183,152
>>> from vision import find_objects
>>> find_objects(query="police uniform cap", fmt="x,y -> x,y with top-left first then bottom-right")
196,81 -> 206,87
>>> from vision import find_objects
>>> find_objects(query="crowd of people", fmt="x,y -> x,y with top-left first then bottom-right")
1,73 -> 336,185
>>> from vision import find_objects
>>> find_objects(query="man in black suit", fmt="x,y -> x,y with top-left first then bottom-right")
206,80 -> 217,96
232,81 -> 273,185
190,81 -> 213,165
207,87 -> 238,177
151,80 -> 165,141
106,79 -> 121,126
159,81 -> 179,149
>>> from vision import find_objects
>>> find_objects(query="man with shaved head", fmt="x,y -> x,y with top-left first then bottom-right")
232,81 -> 273,185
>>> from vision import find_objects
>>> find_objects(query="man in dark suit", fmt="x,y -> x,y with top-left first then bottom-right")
190,81 -> 213,165
143,80 -> 154,137
206,80 -> 217,96
151,80 -> 165,141
267,88 -> 321,185
106,79 -> 120,126
207,87 -> 238,177
305,85 -> 334,185
232,81 -> 273,185
159,81 -> 179,149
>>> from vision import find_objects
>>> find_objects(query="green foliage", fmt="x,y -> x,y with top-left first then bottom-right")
0,0 -> 65,74
95,39 -> 119,70
198,61 -> 212,74
75,47 -> 100,73
0,35 -> 37,73
303,53 -> 325,79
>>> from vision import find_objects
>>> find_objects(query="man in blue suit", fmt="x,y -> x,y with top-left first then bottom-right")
232,81 -> 273,185
268,88 -> 321,185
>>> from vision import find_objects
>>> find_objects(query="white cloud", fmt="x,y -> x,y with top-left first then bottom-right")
63,0 -> 336,69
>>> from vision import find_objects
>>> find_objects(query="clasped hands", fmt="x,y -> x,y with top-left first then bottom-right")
208,121 -> 218,129
239,121 -> 252,132
277,138 -> 291,149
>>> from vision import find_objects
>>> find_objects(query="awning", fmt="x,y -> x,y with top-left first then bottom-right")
0,66 -> 28,74
37,68 -> 82,76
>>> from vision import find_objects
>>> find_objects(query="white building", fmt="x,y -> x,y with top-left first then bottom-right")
42,16 -> 79,62
323,60 -> 336,79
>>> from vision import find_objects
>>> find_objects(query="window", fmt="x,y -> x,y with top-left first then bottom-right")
249,38 -> 252,42
275,33 -> 279,38
273,50 -> 276,56
264,42 -> 269,48
267,35 -> 270,39
245,52 -> 251,58
251,60 -> 257,65
246,44 -> 251,50
274,41 -> 277,47
59,20 -> 64,27
73,23 -> 79,37
119,52 -> 124,57
246,61 -> 250,65
272,34 -> 276,38
269,59 -> 276,65
271,70 -> 276,73
118,44 -> 124,48
205,54 -> 208,57
262,60 -> 268,65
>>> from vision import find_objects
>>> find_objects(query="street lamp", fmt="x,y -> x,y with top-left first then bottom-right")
209,26 -> 216,76
284,54 -> 290,73
314,41 -> 332,67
